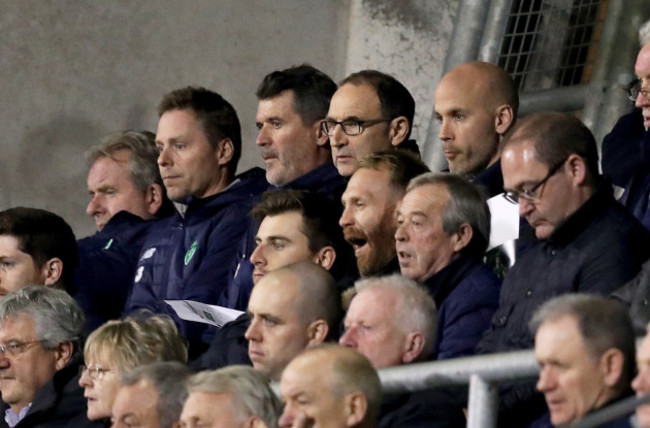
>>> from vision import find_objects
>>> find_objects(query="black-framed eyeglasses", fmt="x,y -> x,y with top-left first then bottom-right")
0,340 -> 41,357
321,118 -> 390,136
80,364 -> 113,380
625,78 -> 650,103
503,158 -> 567,204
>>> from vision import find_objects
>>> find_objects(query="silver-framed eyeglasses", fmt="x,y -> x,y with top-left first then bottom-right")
321,118 -> 390,136
0,340 -> 41,357
80,364 -> 113,380
503,158 -> 567,204
626,78 -> 650,103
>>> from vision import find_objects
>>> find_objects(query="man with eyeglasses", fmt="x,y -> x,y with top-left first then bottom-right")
325,70 -> 420,177
476,112 -> 650,427
602,19 -> 650,190
0,286 -> 86,427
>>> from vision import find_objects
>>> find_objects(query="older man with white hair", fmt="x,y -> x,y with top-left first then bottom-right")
340,275 -> 465,428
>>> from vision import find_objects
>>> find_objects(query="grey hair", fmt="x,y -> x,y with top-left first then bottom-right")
0,285 -> 85,350
529,294 -> 635,389
120,361 -> 192,428
407,173 -> 491,257
187,366 -> 281,428
354,274 -> 437,360
85,130 -> 162,193
640,20 -> 650,46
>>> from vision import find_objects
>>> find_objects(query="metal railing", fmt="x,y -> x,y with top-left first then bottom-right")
377,346 -> 650,428
378,349 -> 539,428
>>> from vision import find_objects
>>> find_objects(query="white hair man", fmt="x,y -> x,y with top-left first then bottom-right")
340,274 -> 465,427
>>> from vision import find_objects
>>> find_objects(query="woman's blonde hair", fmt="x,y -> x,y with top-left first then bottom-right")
84,315 -> 187,372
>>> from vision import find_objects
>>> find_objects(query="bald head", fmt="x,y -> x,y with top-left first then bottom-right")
279,261 -> 342,338
440,62 -> 518,112
245,262 -> 342,381
279,345 -> 381,428
435,61 -> 518,176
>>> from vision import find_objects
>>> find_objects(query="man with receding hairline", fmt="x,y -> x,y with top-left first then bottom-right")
434,61 -> 518,196
326,70 -> 420,177
478,112 -> 650,427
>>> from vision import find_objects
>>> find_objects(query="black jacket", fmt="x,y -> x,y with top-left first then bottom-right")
73,211 -> 161,332
0,353 -> 86,428
478,185 -> 650,354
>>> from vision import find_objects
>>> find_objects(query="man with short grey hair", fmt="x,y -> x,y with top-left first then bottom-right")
531,294 -> 635,427
75,130 -> 174,330
395,173 -> 500,359
112,361 -> 191,428
340,275 -> 465,428
180,365 -> 281,428
0,286 -> 86,427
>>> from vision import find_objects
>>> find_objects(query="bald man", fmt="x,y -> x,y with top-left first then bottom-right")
244,262 -> 342,381
434,61 -> 518,196
279,345 -> 381,428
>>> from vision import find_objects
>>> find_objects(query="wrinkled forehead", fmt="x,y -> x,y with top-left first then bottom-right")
0,312 -> 36,339
329,83 -> 382,119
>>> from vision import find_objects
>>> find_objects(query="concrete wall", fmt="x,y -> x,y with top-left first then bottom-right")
1,0 -> 348,237
345,0 -> 456,170
1,0 -> 456,237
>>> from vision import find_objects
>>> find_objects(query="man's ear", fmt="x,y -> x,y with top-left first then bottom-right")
600,348 -> 625,387
494,104 -> 515,136
451,223 -> 473,253
306,319 -> 329,346
313,246 -> 336,271
389,116 -> 410,147
345,392 -> 369,426
53,340 -> 74,371
314,120 -> 330,147
247,416 -> 268,428
41,258 -> 63,287
216,138 -> 234,166
402,331 -> 425,364
145,184 -> 164,216
566,153 -> 587,186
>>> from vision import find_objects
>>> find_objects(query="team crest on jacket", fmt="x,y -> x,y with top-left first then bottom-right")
185,241 -> 198,266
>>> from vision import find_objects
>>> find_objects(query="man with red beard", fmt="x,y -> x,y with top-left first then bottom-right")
340,151 -> 429,277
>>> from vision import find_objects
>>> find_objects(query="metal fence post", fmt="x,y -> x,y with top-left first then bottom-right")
467,374 -> 498,428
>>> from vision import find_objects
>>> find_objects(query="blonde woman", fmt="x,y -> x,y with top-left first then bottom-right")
74,315 -> 187,427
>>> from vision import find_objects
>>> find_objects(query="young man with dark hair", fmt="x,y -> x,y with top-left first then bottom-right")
125,86 -> 267,357
0,207 -> 78,296
194,189 -> 354,371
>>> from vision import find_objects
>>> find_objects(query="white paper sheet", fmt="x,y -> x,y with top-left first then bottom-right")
165,300 -> 244,328
487,193 -> 520,250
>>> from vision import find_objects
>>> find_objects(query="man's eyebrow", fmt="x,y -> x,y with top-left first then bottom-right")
266,236 -> 291,242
